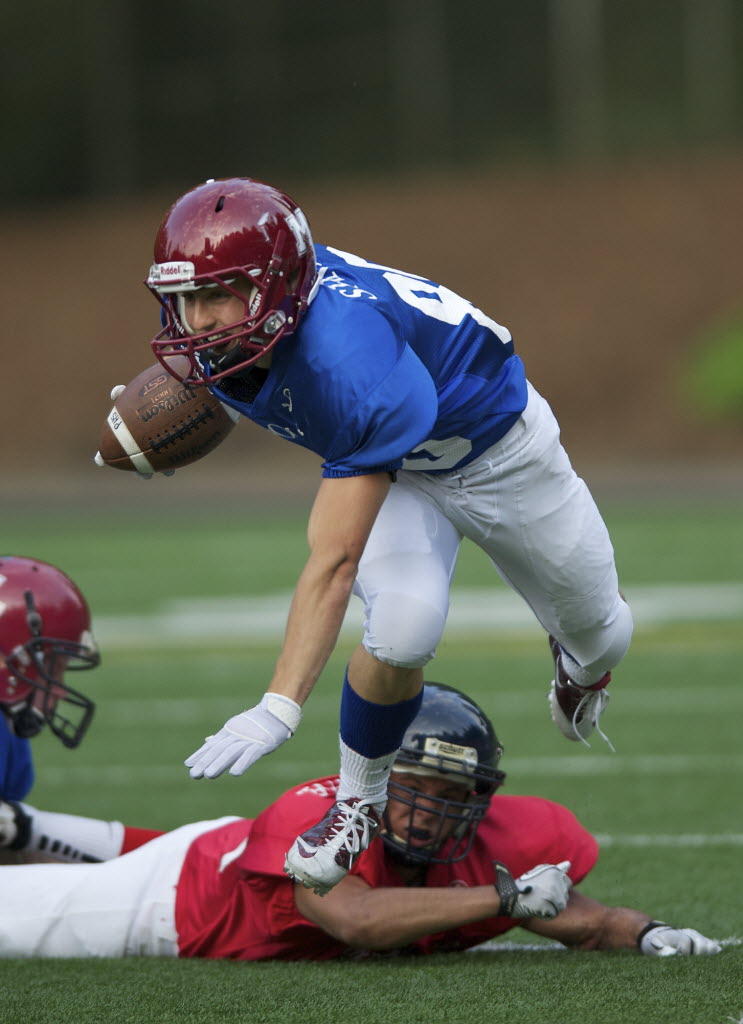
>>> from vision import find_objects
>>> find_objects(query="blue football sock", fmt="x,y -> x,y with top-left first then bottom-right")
339,671 -> 423,758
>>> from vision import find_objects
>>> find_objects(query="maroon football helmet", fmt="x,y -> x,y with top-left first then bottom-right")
0,556 -> 99,749
146,177 -> 317,384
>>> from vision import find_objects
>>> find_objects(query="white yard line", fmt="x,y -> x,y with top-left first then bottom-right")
594,833 -> 743,847
93,582 -> 743,648
37,754 -> 743,785
468,937 -> 742,953
98,686 -> 743,726
506,753 -> 743,775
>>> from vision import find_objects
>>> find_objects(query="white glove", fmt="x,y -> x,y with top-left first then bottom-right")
185,693 -> 302,779
494,860 -> 572,920
638,922 -> 721,957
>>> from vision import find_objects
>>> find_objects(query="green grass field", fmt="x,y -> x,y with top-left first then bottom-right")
0,500 -> 741,1024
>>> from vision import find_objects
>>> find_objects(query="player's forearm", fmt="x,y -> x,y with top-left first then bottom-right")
318,885 -> 503,951
268,554 -> 358,705
570,906 -> 652,951
268,472 -> 390,705
526,892 -> 652,951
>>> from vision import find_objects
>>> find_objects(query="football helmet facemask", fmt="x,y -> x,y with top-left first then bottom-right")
382,682 -> 506,867
0,557 -> 99,749
146,177 -> 317,384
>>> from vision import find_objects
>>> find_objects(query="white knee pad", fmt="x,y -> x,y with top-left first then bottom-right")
361,592 -> 447,668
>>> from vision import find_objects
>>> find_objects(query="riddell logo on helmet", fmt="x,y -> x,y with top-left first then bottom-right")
422,737 -> 478,772
148,261 -> 196,287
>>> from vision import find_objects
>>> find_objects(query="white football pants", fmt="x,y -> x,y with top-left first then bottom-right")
0,817 -> 237,958
354,382 -> 633,681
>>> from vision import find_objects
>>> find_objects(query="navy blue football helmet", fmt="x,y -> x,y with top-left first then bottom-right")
382,682 -> 506,866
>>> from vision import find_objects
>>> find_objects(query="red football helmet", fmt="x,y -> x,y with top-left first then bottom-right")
146,177 -> 317,384
0,556 -> 99,749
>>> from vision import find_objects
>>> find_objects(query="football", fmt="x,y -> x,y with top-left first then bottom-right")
95,356 -> 239,475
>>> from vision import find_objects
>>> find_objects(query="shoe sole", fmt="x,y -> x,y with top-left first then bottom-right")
283,857 -> 335,896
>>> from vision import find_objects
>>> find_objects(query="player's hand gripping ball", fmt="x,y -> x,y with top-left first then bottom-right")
95,356 -> 239,477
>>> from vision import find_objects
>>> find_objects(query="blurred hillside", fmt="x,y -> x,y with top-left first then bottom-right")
2,152 -> 742,508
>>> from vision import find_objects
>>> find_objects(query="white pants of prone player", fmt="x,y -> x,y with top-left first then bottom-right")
0,818 -> 237,958
354,382 -> 633,681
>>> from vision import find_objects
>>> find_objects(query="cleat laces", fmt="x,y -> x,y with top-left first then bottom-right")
570,687 -> 614,751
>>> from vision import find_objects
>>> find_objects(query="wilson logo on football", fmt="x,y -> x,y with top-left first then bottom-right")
137,389 -> 195,422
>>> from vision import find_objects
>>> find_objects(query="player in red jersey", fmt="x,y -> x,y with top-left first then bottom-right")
0,684 -> 719,959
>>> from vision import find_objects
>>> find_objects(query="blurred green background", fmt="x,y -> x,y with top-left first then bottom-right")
3,1 -> 743,200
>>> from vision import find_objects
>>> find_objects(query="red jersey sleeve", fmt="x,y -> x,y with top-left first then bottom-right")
176,776 -> 363,961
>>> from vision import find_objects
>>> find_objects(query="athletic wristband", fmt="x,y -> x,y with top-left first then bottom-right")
493,860 -> 520,916
636,920 -> 669,950
260,692 -> 303,735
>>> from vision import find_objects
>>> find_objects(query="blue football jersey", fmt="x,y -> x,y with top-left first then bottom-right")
212,245 -> 528,477
0,714 -> 34,801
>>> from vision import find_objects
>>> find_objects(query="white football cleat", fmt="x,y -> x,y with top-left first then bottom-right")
548,636 -> 613,749
284,798 -> 381,896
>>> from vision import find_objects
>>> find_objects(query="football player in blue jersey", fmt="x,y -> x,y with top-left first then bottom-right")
144,177 -> 634,896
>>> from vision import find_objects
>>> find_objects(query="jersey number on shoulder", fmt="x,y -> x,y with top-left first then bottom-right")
327,247 -> 511,342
